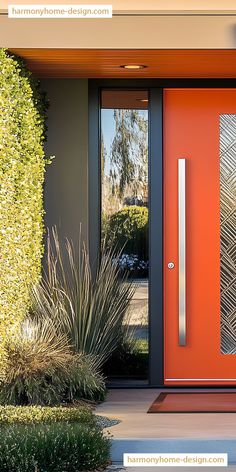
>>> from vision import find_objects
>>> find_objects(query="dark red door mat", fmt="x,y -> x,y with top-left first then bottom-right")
148,392 -> 236,413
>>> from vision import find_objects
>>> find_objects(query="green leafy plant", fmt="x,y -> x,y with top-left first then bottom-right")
104,206 -> 148,261
0,49 -> 49,352
0,317 -> 105,405
0,405 -> 95,425
0,422 -> 110,472
30,228 -> 136,365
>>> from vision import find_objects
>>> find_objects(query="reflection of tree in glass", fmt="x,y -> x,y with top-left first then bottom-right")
110,110 -> 148,201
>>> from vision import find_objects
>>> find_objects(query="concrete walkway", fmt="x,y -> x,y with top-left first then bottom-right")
97,389 -> 236,439
126,279 -> 148,326
96,389 -> 236,465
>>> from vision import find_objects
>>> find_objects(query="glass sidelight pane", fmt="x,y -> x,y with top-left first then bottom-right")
100,90 -> 149,382
220,114 -> 236,354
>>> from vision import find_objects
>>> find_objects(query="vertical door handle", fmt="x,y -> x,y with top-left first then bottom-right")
178,159 -> 186,346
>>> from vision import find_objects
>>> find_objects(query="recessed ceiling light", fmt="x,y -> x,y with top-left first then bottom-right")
136,98 -> 149,102
120,64 -> 147,70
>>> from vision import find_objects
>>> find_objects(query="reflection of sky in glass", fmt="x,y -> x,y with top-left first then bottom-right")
101,109 -> 148,174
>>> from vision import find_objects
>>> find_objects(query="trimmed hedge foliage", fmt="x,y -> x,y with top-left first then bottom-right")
0,49 -> 48,351
0,405 -> 95,425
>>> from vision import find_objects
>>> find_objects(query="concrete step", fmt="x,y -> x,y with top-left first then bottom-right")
111,438 -> 236,465
108,468 -> 236,472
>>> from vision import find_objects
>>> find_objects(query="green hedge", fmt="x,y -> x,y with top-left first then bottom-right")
0,422 -> 110,472
0,49 -> 48,350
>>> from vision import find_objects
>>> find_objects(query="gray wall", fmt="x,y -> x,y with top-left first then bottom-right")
41,79 -> 88,246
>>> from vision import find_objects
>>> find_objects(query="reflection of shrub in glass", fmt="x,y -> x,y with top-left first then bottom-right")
124,195 -> 147,207
104,206 -> 149,262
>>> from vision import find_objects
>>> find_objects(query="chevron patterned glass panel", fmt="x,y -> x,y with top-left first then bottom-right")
220,114 -> 236,354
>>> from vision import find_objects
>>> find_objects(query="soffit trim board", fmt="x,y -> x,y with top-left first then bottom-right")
116,10 -> 236,15
2,9 -> 236,15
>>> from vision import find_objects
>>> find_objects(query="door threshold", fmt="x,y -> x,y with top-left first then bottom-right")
107,383 -> 236,389
107,379 -> 149,388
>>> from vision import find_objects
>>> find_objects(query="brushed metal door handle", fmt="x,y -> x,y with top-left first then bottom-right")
178,159 -> 186,346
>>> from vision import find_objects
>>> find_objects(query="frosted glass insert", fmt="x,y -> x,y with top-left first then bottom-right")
220,115 -> 236,354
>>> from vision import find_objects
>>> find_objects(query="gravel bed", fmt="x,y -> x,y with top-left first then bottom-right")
95,415 -> 121,429
105,467 -> 125,471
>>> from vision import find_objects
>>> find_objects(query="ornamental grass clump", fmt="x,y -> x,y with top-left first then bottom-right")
0,317 -> 105,405
0,49 -> 49,350
30,228 -> 135,365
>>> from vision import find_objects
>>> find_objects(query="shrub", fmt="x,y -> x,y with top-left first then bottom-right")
0,318 -> 105,405
105,206 -> 148,261
0,422 -> 110,472
29,228 -> 135,365
0,405 -> 95,425
0,49 -> 49,351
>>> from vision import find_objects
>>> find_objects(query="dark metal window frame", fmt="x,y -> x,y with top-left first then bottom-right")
88,79 -> 236,388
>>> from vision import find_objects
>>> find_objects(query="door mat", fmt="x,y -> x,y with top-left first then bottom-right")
148,392 -> 236,413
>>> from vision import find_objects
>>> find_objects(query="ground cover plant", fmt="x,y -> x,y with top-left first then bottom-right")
0,422 -> 110,472
0,403 -> 111,471
0,404 -> 95,425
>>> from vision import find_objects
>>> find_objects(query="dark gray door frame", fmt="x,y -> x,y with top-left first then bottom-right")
88,78 -> 236,388
88,80 -> 163,387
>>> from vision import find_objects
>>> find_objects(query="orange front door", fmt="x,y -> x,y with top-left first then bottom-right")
164,89 -> 236,385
